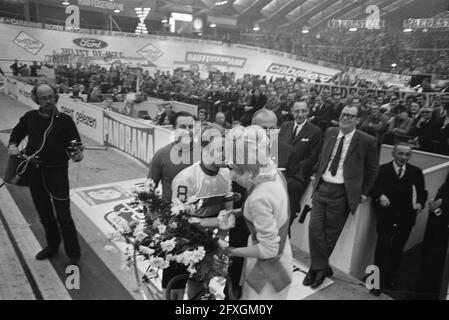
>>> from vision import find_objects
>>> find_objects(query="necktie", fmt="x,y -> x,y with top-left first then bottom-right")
291,125 -> 299,141
329,136 -> 345,176
397,167 -> 402,179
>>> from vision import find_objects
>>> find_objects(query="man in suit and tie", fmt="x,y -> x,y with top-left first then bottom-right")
303,105 -> 379,289
370,143 -> 427,296
310,95 -> 334,132
279,101 -> 323,226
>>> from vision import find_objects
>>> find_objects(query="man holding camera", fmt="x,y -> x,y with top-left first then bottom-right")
8,83 -> 83,266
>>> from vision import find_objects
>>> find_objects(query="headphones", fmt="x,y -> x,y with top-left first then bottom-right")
31,83 -> 59,104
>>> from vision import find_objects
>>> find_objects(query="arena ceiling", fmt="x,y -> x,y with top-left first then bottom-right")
121,0 -> 449,32
27,0 -> 449,33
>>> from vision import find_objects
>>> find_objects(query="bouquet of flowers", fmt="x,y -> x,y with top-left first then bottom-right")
108,180 -> 230,299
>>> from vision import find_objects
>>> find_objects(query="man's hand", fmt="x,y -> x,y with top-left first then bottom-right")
379,194 -> 390,207
429,199 -> 442,212
361,194 -> 369,203
414,203 -> 423,213
71,151 -> 84,162
8,144 -> 20,156
217,210 -> 236,230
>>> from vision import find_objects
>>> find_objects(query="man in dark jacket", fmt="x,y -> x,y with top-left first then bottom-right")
370,142 -> 427,295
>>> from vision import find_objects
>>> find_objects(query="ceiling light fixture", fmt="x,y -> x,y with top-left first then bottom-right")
210,23 -> 216,28
62,1 -> 70,5
253,24 -> 260,31
403,28 -> 413,32
161,17 -> 168,24
349,27 -> 357,32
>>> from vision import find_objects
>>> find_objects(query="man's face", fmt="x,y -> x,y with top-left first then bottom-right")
370,105 -> 380,116
36,85 -> 57,109
175,116 -> 195,145
420,108 -> 433,120
391,98 -> 399,107
199,112 -> 207,122
376,97 -> 384,105
393,144 -> 412,167
216,113 -> 225,125
416,96 -> 424,106
410,103 -> 419,115
202,136 -> 225,168
291,102 -> 309,124
339,106 -> 358,132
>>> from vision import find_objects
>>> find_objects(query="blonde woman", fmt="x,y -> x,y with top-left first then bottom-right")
225,125 -> 292,300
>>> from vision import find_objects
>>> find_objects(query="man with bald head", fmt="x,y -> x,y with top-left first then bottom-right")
278,101 -> 323,225
9,83 -> 83,265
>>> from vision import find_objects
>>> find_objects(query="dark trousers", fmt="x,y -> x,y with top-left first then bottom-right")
374,216 -> 413,286
287,179 -> 306,227
309,181 -> 349,270
28,164 -> 81,258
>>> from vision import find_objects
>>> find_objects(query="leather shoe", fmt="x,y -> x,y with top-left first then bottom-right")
370,288 -> 381,297
67,257 -> 80,267
35,247 -> 58,260
302,270 -> 317,286
310,268 -> 333,289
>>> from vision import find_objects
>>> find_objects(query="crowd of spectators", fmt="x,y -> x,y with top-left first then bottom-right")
240,28 -> 449,78
53,62 -> 449,156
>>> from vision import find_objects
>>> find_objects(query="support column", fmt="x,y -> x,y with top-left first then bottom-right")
23,0 -> 30,21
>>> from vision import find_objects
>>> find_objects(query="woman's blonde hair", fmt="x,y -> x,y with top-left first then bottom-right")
225,125 -> 277,188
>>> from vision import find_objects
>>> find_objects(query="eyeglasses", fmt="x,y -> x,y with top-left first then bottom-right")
340,113 -> 358,119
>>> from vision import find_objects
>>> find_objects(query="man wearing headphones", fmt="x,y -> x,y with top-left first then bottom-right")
8,83 -> 83,266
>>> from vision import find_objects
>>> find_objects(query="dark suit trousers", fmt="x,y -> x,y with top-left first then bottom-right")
374,216 -> 413,285
28,164 -> 81,258
287,179 -> 306,226
309,181 -> 349,270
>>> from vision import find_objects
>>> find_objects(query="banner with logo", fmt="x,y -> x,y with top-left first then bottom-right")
57,96 -> 104,144
347,67 -> 411,87
4,77 -> 18,98
17,80 -> 36,109
103,112 -> 155,166
306,82 -> 440,106
0,20 -> 340,82
266,63 -> 333,82
185,52 -> 247,68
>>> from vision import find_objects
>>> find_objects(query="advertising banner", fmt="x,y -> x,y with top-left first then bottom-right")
103,112 -> 155,166
17,81 -> 36,109
57,96 -> 104,144
306,82 -> 440,106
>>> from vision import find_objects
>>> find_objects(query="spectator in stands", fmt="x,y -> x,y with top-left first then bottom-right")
30,61 -> 40,77
87,86 -> 103,103
69,88 -> 84,102
409,102 -> 422,128
19,64 -> 31,77
432,95 -> 446,123
384,105 -> 413,145
121,100 -> 137,118
439,103 -> 449,155
380,96 -> 400,117
241,89 -> 267,126
310,95 -> 333,132
10,59 -> 19,76
360,104 -> 389,146
103,97 -> 114,112
156,103 -> 175,126
198,109 -> 209,127
410,106 -> 442,153
215,111 -> 231,129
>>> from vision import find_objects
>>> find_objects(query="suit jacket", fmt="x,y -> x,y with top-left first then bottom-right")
279,120 -> 323,186
314,127 -> 379,214
310,103 -> 334,131
371,161 -> 427,226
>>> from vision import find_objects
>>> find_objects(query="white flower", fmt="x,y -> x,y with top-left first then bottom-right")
166,254 -> 174,261
144,178 -> 156,189
161,238 -> 176,252
144,268 -> 158,279
171,200 -> 185,216
187,265 -> 197,276
134,231 -> 148,242
139,246 -> 155,256
157,224 -> 167,234
218,239 -> 228,249
169,222 -> 178,229
149,256 -> 168,269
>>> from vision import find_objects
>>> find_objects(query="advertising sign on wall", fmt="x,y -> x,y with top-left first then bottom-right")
103,112 -> 155,166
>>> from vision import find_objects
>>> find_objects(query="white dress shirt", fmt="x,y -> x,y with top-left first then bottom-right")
322,129 -> 356,184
